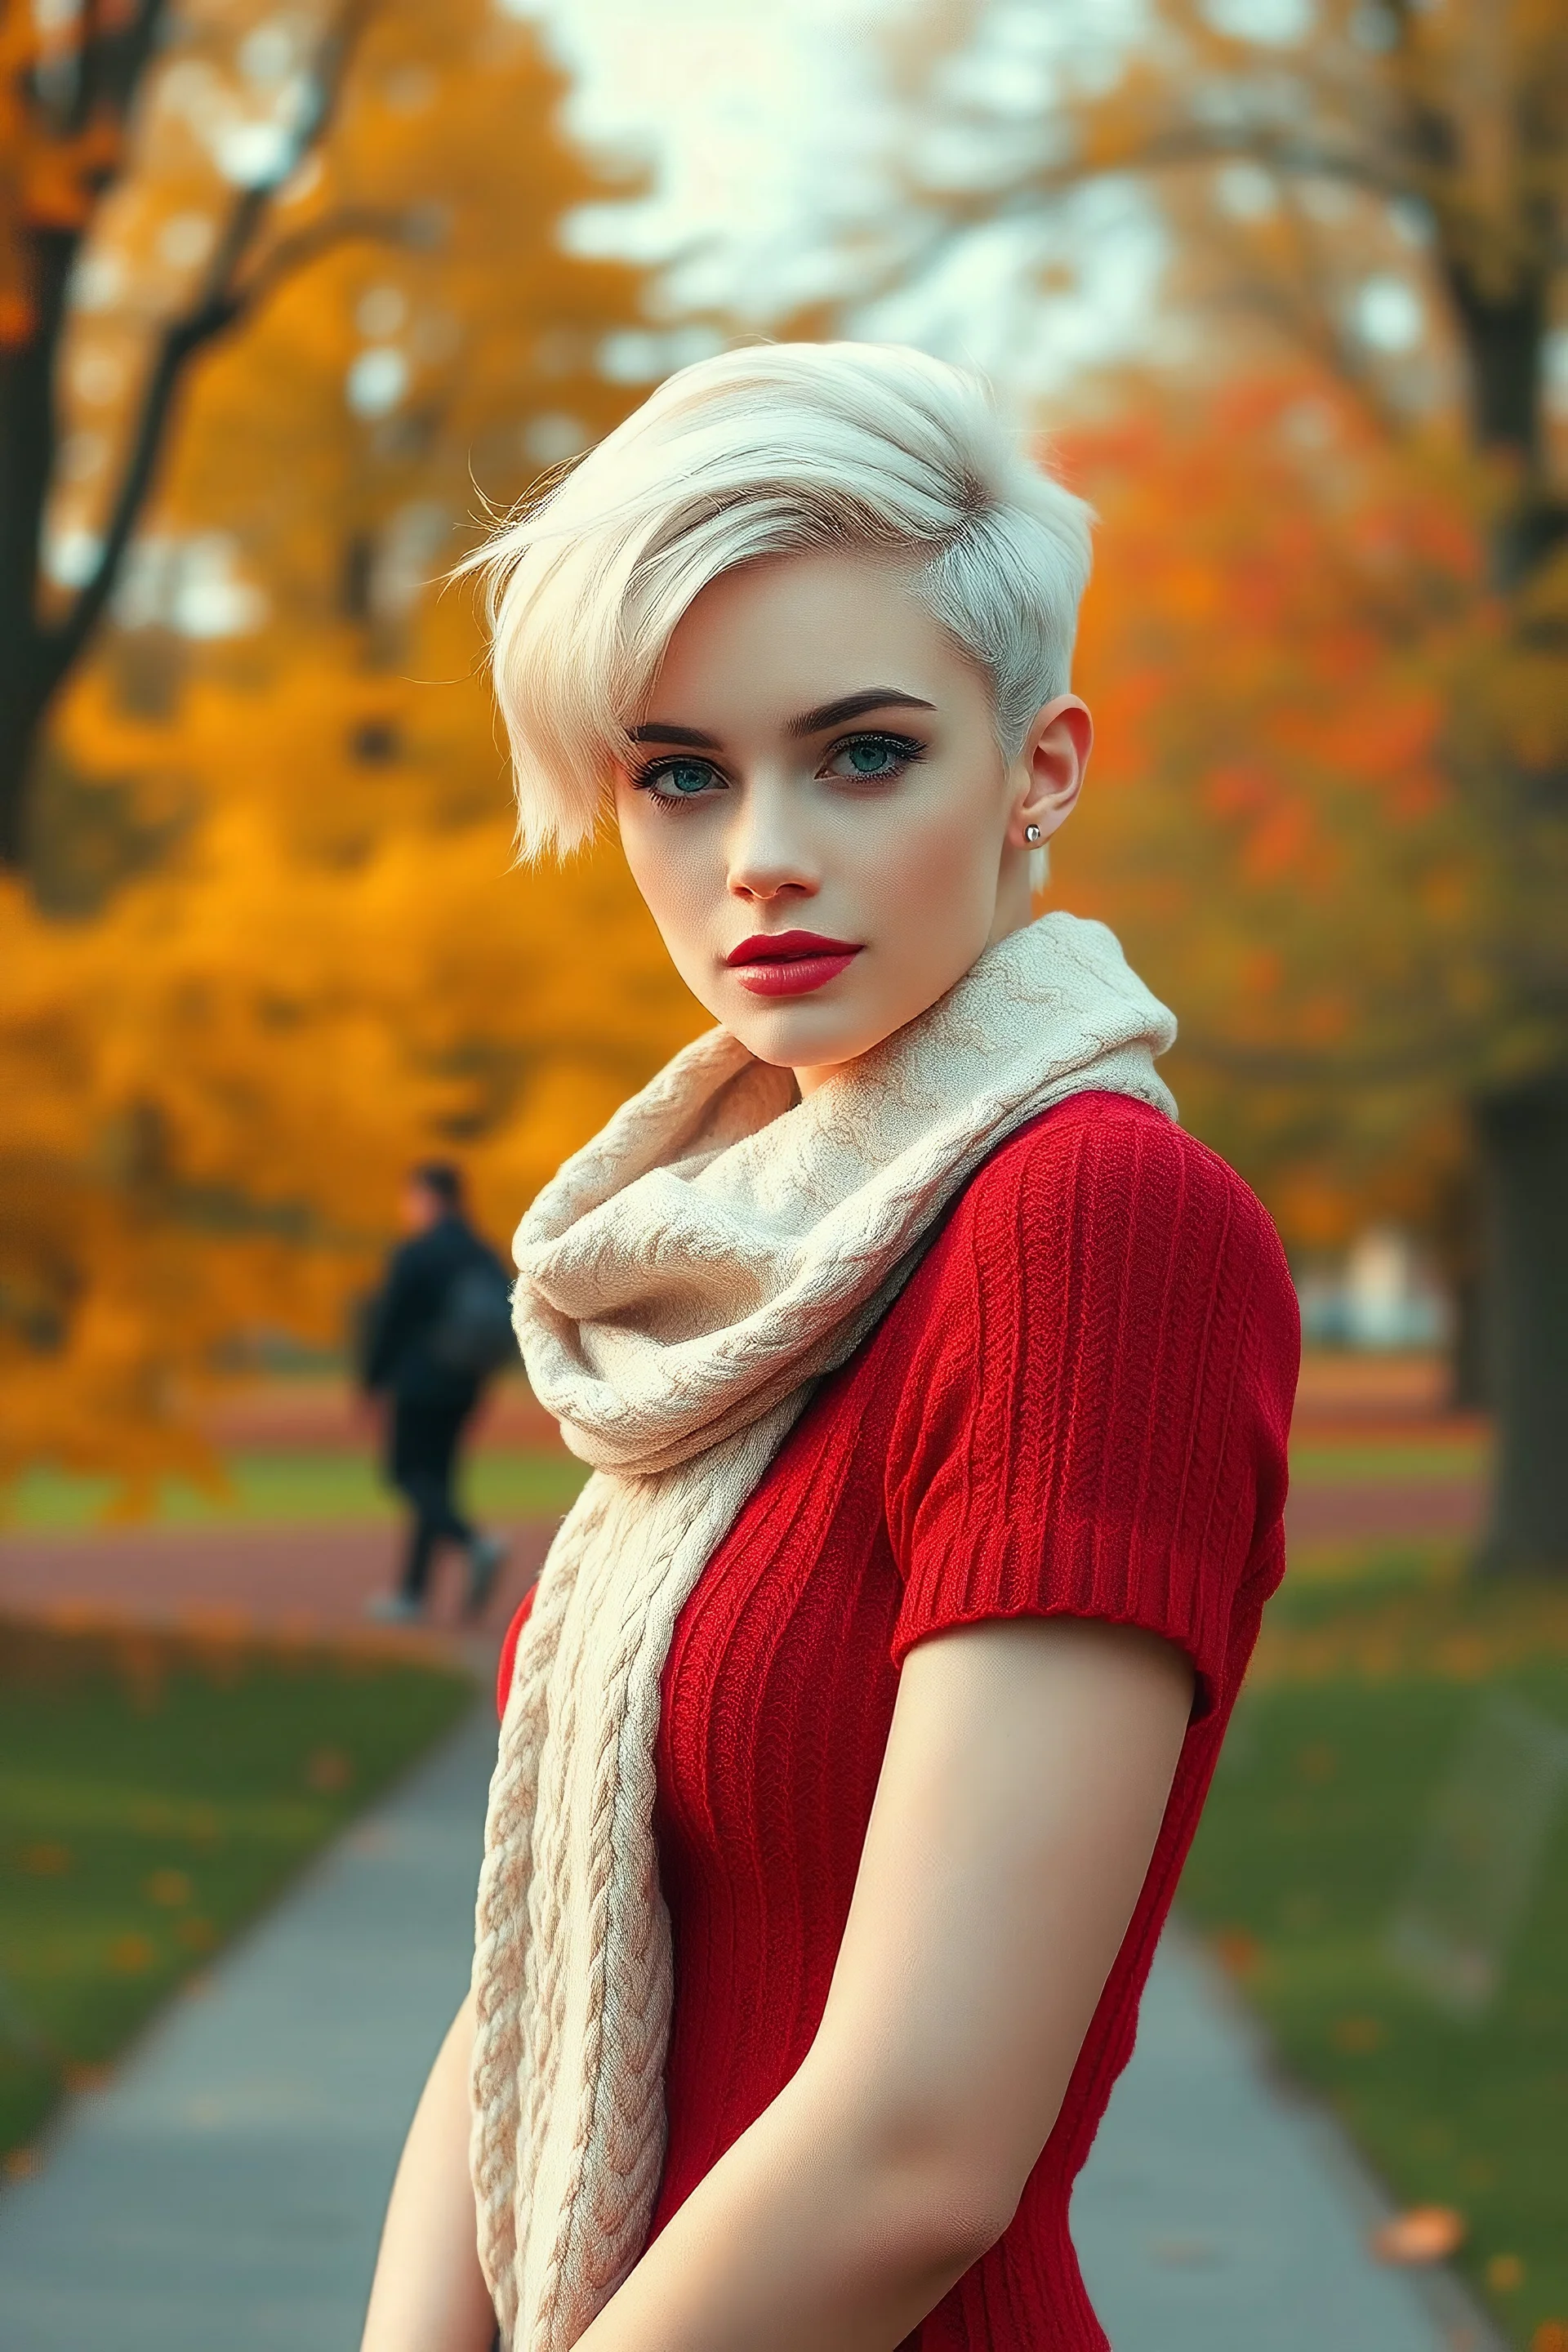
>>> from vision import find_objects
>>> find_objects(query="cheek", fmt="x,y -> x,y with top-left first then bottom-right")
868,777 -> 1000,942
617,801 -> 723,982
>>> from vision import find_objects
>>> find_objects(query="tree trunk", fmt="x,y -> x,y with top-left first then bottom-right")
1431,1159 -> 1489,1412
1441,264 -> 1568,1570
0,226 -> 78,866
0,679 -> 55,869
1474,1071 -> 1568,1573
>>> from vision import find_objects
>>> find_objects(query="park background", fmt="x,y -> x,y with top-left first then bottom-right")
2,1 -> 1566,2346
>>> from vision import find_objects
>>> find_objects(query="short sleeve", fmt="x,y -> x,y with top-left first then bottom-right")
497,1584 -> 537,1718
884,1097 -> 1298,1717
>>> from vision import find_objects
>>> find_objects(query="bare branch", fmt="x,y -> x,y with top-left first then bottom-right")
38,0 -> 384,686
45,207 -> 403,680
232,205 -> 413,315
1209,175 -> 1421,444
847,107 -> 1427,330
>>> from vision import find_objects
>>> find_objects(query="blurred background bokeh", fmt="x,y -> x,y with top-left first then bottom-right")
2,2 -> 1566,2346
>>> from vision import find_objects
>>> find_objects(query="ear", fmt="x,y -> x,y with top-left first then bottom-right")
1008,695 -> 1093,851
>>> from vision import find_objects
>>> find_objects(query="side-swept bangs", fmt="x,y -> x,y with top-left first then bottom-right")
461,342 -> 1094,862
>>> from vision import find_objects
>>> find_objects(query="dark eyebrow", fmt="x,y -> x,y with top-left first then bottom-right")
626,720 -> 723,747
785,689 -> 937,738
628,689 -> 937,751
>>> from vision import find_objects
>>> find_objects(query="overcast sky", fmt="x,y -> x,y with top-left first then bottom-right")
519,0 -> 1170,402
522,0 -> 906,301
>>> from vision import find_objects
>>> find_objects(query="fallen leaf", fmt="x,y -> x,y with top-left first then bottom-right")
305,1747 -> 353,1793
1211,1926 -> 1264,1977
1330,2014 -> 1386,2054
1371,2207 -> 1466,2264
18,1842 -> 71,1876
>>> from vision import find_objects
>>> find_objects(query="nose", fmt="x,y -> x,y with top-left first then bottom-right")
724,783 -> 820,905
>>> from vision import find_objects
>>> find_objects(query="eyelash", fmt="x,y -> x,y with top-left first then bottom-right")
632,732 -> 926,808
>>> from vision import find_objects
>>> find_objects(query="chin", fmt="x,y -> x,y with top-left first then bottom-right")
726,999 -> 916,1075
731,1022 -> 865,1071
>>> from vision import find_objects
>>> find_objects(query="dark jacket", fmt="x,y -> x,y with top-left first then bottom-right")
360,1214 -> 509,1401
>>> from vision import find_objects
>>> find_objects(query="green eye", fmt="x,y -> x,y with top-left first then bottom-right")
826,733 -> 922,782
639,756 -> 724,803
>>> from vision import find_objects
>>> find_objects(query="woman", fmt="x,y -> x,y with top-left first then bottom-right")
361,342 -> 1298,2352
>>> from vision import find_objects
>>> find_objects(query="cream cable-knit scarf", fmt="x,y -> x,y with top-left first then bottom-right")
470,911 -> 1177,2349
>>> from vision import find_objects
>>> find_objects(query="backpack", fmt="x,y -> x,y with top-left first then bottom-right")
428,1260 -> 517,1378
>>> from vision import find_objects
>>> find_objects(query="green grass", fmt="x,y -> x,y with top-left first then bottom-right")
8,1446 -> 590,1531
1288,1439 -> 1489,1486
0,1617 -> 474,2165
4,1425 -> 1481,1534
1183,1542 -> 1568,2346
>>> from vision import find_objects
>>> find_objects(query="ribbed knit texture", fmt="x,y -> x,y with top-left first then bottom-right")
470,913 -> 1182,2349
497,1093 -> 1298,2351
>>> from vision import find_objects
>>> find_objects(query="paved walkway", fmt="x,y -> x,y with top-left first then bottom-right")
1076,1939 -> 1495,2352
0,1700 -> 1498,2352
0,1706 -> 497,2351
0,1517 -> 554,1643
0,1459 -> 1486,1653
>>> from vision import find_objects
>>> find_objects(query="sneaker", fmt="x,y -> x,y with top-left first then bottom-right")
365,1592 -> 423,1626
465,1531 -> 508,1619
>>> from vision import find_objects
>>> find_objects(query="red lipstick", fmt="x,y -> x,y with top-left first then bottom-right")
724,930 -> 863,998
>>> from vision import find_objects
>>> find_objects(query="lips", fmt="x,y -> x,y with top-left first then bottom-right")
724,930 -> 863,999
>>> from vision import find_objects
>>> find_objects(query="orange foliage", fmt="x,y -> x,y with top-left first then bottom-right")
1058,372 -> 1497,1247
0,0 -> 705,1503
0,2 -> 123,343
2,637 -> 703,1502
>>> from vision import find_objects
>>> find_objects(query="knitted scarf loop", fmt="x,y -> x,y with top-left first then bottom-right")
470,910 -> 1177,2349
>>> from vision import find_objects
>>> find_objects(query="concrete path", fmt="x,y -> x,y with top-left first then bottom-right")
1074,1932 -> 1498,2352
0,1701 -> 1495,2352
0,1705 -> 497,2352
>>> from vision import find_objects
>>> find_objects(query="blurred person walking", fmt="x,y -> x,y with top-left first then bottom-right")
361,1161 -> 514,1624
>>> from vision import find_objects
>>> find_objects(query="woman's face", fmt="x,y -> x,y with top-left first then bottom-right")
613,549 -> 1091,1092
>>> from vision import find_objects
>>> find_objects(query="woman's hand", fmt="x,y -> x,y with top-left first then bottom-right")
572,1611 -> 1195,2352
360,1992 -> 497,2352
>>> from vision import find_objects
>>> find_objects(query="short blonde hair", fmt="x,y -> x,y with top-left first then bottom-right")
466,341 -> 1094,862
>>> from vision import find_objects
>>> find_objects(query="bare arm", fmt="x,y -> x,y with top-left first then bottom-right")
360,1992 -> 496,2352
573,1613 -> 1195,2352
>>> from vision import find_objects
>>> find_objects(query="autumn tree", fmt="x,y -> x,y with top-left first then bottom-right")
864,0 -> 1568,1570
1058,370 -> 1488,1258
0,0 -> 706,1502
0,0 -> 413,864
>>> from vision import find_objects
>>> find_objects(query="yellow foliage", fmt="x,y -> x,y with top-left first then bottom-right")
1,0 -> 706,1501
2,641 -> 703,1499
1058,372 -> 1502,1248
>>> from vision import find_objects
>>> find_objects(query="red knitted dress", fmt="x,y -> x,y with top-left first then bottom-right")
496,1089 -> 1299,2350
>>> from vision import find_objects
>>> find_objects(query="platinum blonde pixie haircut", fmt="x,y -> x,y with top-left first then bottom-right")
466,341 -> 1094,863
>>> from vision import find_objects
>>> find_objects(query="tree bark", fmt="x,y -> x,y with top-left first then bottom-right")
1474,1072 -> 1568,1572
0,226 -> 78,865
1431,1161 -> 1489,1413
1443,250 -> 1568,1571
0,0 -> 376,870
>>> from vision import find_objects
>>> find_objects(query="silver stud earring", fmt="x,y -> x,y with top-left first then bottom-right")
1024,823 -> 1044,846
